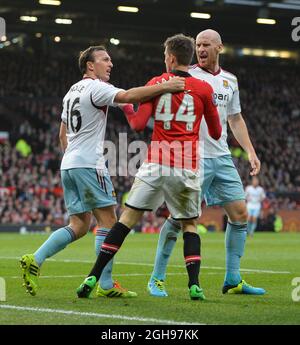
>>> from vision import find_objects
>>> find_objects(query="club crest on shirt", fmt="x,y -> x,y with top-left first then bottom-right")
223,80 -> 229,89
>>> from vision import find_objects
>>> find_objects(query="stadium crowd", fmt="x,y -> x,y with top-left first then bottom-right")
0,49 -> 300,228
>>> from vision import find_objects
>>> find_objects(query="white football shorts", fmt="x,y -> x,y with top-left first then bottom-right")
125,162 -> 201,220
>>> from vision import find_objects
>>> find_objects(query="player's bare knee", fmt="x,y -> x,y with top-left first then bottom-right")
93,206 -> 117,229
241,208 -> 248,223
97,213 -> 117,229
232,207 -> 248,223
69,213 -> 91,239
120,207 -> 144,229
181,218 -> 197,233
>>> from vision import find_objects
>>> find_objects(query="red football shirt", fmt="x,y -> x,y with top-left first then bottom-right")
124,70 -> 221,170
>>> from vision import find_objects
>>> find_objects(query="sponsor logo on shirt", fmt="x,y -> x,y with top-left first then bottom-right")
213,92 -> 229,103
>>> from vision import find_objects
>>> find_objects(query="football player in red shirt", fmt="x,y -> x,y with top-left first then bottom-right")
76,33 -> 221,300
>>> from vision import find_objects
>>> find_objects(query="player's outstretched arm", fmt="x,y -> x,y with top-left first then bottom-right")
228,113 -> 261,175
114,77 -> 185,104
121,103 -> 153,131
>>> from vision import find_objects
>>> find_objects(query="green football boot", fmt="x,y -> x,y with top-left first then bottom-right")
20,254 -> 40,296
96,281 -> 137,298
189,285 -> 206,300
77,276 -> 97,298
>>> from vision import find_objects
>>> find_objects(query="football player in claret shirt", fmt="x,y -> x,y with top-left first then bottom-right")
19,45 -> 185,298
149,29 -> 266,297
76,33 -> 221,300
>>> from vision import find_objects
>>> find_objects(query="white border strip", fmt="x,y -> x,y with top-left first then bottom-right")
0,305 -> 204,325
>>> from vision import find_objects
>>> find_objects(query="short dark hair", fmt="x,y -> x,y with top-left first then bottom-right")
78,45 -> 106,75
164,34 -> 195,66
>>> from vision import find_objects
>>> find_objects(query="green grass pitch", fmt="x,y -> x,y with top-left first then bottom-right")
0,231 -> 299,325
